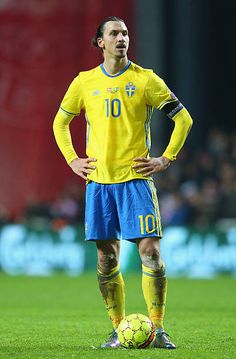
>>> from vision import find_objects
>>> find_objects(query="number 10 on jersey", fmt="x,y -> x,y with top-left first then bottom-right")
105,98 -> 121,118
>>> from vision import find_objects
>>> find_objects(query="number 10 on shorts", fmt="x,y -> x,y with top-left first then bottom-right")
138,214 -> 156,234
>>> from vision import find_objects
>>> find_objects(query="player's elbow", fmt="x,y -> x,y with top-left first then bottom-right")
52,113 -> 59,134
185,115 -> 193,132
52,110 -> 67,135
175,108 -> 193,132
52,119 -> 59,141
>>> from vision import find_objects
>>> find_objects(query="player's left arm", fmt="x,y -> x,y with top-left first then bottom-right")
133,100 -> 193,175
133,72 -> 193,175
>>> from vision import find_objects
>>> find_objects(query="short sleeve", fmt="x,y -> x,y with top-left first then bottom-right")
60,75 -> 84,116
144,71 -> 172,109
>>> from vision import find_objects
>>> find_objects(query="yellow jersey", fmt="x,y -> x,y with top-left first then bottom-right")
58,61 -> 181,183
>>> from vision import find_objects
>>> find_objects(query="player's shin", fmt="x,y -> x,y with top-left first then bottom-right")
97,264 -> 125,329
142,263 -> 167,330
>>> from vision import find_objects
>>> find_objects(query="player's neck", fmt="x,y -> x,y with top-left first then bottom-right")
103,57 -> 129,76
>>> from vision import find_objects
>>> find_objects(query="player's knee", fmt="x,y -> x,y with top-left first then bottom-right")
98,252 -> 118,274
142,254 -> 163,272
140,246 -> 164,273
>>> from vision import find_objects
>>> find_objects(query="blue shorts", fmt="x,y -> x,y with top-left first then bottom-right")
85,179 -> 162,242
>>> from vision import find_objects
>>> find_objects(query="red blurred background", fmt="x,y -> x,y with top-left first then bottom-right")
0,0 -> 134,217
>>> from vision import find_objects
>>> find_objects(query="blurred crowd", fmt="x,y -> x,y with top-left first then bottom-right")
1,128 -> 235,229
22,183 -> 85,230
157,128 -> 236,228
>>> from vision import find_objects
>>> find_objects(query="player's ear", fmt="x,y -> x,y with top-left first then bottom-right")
97,37 -> 104,50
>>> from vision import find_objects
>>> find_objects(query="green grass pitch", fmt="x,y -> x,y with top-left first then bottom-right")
0,273 -> 235,358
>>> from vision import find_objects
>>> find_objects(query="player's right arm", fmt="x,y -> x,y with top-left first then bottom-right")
53,110 -> 96,180
53,76 -> 96,180
69,158 -> 97,180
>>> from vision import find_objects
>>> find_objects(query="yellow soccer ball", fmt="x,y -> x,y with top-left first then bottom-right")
117,313 -> 156,349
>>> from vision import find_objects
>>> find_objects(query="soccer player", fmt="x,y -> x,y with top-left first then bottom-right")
53,16 -> 193,349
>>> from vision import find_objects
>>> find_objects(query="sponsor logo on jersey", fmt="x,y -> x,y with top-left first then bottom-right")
125,82 -> 136,97
107,87 -> 119,93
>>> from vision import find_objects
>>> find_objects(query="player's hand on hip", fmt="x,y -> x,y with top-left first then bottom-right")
132,156 -> 171,176
69,157 -> 97,180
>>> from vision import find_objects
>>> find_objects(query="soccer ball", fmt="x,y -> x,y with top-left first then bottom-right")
117,313 -> 156,349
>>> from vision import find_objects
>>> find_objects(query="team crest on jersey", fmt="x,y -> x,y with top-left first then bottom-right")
107,87 -> 119,93
125,82 -> 136,97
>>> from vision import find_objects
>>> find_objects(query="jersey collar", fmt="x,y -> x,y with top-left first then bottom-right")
100,60 -> 131,78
